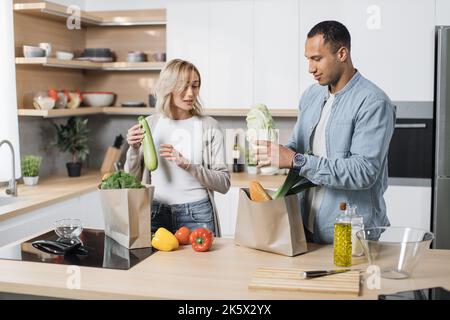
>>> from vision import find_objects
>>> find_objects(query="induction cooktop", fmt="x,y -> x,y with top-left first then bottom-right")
0,229 -> 155,270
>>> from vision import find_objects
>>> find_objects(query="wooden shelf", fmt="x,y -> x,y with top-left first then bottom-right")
204,108 -> 298,117
13,2 -> 166,26
104,107 -> 298,117
102,107 -> 157,116
16,57 -> 165,71
17,107 -> 103,118
18,107 -> 298,118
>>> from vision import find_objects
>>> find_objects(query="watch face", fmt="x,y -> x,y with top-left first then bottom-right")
293,153 -> 305,167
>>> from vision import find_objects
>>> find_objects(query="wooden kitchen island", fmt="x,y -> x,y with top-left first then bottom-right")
0,234 -> 449,300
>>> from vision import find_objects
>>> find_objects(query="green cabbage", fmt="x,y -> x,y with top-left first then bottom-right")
246,103 -> 278,143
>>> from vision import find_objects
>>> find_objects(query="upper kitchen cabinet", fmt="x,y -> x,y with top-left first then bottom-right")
436,0 -> 450,26
208,0 -> 254,109
166,0 -> 210,105
168,0 -> 254,109
299,0 -> 435,102
168,0 -> 298,111
254,0 -> 299,109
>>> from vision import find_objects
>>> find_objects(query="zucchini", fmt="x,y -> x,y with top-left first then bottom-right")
138,116 -> 158,171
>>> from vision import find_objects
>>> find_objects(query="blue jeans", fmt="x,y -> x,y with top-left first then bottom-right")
151,197 -> 216,236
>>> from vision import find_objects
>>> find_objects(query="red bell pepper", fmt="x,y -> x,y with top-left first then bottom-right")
189,228 -> 214,252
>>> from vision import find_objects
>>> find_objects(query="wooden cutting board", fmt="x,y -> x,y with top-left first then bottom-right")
249,267 -> 361,296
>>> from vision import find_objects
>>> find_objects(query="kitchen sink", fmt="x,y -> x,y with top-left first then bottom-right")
0,196 -> 27,206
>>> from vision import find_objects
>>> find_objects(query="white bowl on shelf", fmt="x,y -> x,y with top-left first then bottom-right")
56,51 -> 74,60
82,92 -> 115,108
33,93 -> 56,110
23,45 -> 46,58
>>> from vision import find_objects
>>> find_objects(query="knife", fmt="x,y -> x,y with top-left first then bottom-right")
299,269 -> 359,279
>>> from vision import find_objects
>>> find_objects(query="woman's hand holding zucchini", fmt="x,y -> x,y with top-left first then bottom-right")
126,123 -> 145,149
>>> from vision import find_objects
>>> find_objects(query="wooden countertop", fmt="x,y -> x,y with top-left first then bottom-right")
0,232 -> 449,300
0,170 -> 103,221
0,171 -> 285,221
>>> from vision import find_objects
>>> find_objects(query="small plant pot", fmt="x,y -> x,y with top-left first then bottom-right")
66,162 -> 82,177
23,176 -> 39,186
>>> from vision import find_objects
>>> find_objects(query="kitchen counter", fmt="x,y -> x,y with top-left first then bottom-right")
0,170 -> 103,221
0,170 -> 285,220
0,232 -> 449,300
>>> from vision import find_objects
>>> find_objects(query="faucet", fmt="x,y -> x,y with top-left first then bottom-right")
0,140 -> 17,197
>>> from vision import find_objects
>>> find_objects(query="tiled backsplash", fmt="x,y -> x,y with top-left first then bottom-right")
19,115 -> 296,178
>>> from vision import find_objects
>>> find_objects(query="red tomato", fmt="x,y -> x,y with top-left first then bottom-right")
175,226 -> 191,245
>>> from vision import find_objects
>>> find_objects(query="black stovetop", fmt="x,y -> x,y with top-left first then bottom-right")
0,229 -> 154,270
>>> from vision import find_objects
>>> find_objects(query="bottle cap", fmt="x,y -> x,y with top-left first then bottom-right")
339,202 -> 346,211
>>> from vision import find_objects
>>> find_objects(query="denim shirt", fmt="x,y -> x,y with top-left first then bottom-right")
286,71 -> 396,244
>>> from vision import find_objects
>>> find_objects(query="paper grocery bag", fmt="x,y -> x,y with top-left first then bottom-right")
234,188 -> 308,256
99,185 -> 154,249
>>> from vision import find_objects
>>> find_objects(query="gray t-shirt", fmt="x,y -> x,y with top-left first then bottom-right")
306,92 -> 335,233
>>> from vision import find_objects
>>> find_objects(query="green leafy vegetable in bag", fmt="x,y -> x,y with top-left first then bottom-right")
100,171 -> 144,189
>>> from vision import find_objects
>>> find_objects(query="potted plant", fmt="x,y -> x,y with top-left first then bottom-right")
53,117 -> 90,177
245,148 -> 258,175
21,155 -> 42,186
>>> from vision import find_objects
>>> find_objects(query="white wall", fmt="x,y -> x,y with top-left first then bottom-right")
84,0 -> 166,11
436,0 -> 450,25
0,0 -> 21,182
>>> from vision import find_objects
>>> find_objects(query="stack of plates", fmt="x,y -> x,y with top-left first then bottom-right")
121,101 -> 146,108
127,51 -> 147,62
77,48 -> 114,62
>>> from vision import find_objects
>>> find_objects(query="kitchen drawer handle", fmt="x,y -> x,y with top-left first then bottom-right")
395,123 -> 427,129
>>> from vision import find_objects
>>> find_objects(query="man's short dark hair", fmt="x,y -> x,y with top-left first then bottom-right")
307,20 -> 351,53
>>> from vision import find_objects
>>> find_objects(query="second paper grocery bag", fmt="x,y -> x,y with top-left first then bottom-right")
234,188 -> 308,256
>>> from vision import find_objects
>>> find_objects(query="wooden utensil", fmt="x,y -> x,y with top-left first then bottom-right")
249,267 -> 361,296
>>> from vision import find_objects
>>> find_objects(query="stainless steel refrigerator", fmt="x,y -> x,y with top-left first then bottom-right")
432,26 -> 450,249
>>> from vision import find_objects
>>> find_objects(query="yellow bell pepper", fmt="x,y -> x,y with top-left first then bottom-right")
151,227 -> 179,251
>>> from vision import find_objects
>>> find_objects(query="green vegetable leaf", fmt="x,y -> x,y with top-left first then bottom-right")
100,171 -> 144,189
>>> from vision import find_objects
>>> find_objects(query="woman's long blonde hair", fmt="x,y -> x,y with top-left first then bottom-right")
154,59 -> 203,118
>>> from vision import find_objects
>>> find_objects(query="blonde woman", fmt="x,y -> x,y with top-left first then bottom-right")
125,59 -> 230,236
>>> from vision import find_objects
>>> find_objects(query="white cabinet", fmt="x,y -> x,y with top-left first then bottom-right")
166,1 -> 211,104
77,191 -> 105,229
209,0 -> 254,108
254,0 -> 300,109
167,0 -> 253,108
384,185 -> 432,231
0,0 -> 21,182
436,0 -> 450,26
214,187 -> 240,238
299,0 -> 435,101
167,0 -> 299,109
0,191 -> 104,247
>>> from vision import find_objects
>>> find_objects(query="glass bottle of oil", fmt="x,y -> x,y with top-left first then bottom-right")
333,202 -> 352,267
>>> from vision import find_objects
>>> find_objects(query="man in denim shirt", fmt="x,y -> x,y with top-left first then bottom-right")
256,21 -> 396,244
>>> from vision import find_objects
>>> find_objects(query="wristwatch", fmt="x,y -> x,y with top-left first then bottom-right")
292,153 -> 307,170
